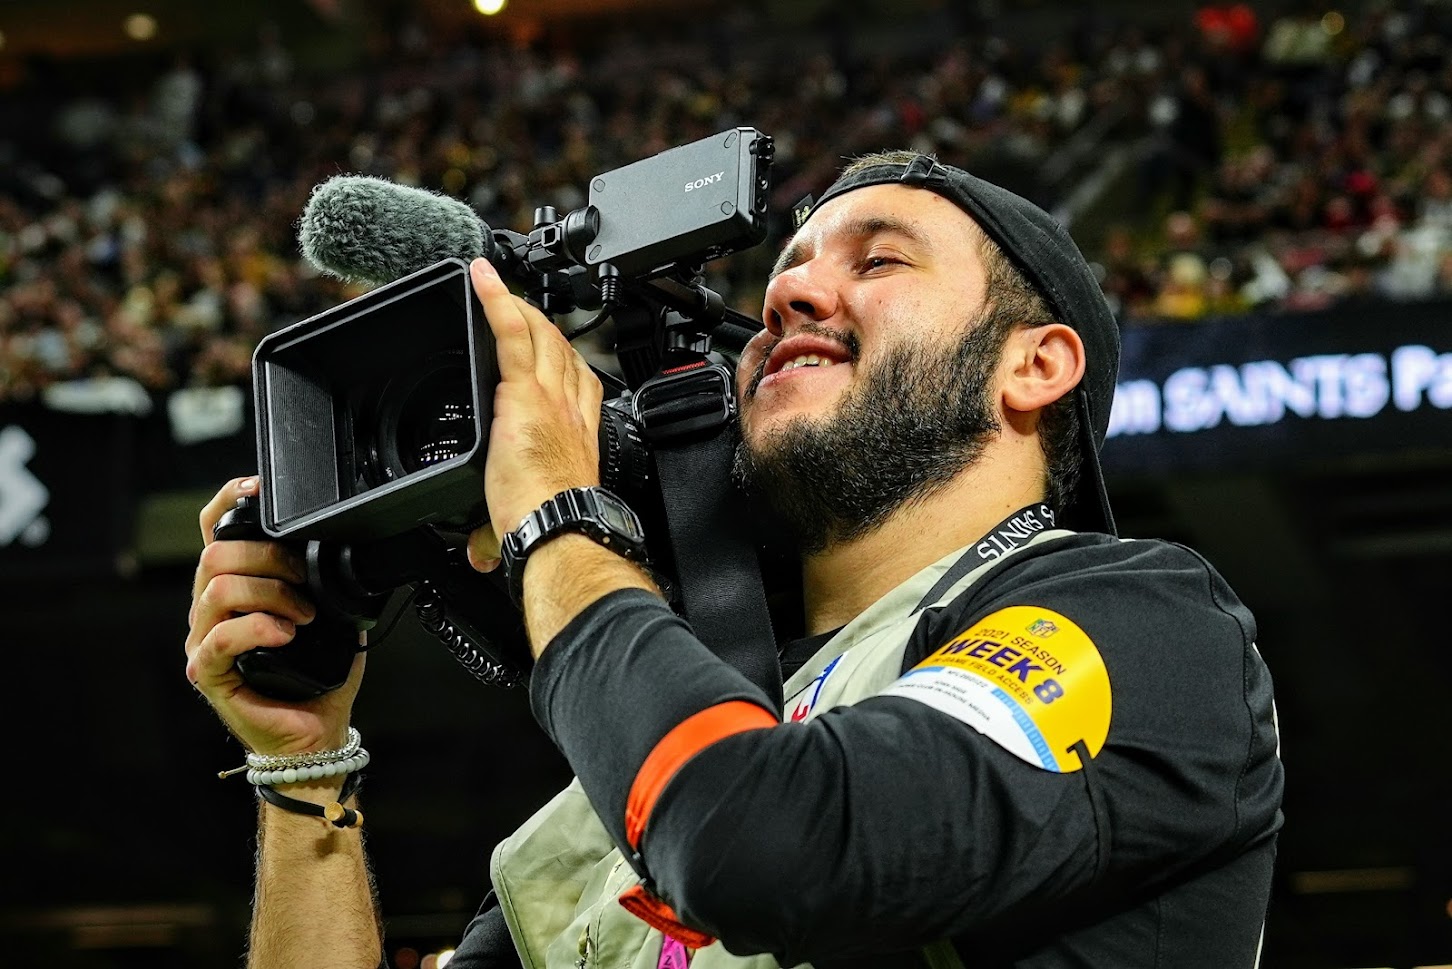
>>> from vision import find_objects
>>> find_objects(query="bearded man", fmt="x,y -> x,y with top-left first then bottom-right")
187,153 -> 1283,969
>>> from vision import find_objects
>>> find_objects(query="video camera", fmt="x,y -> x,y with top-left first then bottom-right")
216,128 -> 776,701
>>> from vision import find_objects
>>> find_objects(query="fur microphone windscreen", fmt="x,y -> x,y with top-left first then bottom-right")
298,174 -> 495,284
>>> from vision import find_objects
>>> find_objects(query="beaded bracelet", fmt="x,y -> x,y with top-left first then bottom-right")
247,748 -> 370,787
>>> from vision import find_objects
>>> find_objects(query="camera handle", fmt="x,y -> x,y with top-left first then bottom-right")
212,495 -> 382,701
216,496 -> 529,697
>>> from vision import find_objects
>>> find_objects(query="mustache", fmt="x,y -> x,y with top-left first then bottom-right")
746,323 -> 861,398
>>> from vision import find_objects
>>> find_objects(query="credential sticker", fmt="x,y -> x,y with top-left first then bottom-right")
880,606 -> 1111,772
784,654 -> 844,723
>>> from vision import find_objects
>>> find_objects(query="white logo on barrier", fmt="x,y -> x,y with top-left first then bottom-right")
0,426 -> 50,547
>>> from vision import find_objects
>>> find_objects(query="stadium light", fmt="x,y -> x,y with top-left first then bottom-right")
124,13 -> 158,41
436,950 -> 456,968
473,0 -> 507,15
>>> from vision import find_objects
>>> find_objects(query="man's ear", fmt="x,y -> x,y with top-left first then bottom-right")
1001,323 -> 1087,416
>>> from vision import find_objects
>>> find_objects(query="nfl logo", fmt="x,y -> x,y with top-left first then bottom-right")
1027,619 -> 1059,638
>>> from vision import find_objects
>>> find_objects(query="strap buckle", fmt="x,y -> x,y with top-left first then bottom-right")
631,361 -> 737,444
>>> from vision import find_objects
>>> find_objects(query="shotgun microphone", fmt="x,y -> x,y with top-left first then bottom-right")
298,175 -> 498,284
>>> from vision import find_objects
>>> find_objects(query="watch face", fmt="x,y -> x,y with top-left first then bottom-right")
598,497 -> 638,537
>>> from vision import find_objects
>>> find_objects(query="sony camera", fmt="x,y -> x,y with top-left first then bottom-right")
254,127 -> 772,541
221,128 -> 776,699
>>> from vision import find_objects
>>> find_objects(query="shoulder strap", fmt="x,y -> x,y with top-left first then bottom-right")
913,503 -> 1069,613
917,528 -> 1077,615
653,423 -> 783,710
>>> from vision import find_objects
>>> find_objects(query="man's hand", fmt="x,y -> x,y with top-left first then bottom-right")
463,258 -> 659,651
189,480 -> 380,969
187,476 -> 364,758
465,257 -> 605,570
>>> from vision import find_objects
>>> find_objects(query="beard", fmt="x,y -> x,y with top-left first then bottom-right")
733,310 -> 1010,556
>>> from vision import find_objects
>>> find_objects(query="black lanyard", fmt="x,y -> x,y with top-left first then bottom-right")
913,503 -> 1058,612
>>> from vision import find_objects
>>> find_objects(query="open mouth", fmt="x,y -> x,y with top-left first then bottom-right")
759,354 -> 846,388
776,353 -> 842,373
754,334 -> 855,395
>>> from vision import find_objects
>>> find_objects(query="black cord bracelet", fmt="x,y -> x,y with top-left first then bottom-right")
256,771 -> 364,828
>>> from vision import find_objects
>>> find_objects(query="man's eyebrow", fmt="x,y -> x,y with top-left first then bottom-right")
769,215 -> 933,279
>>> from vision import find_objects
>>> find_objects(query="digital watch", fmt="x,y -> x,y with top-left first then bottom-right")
500,487 -> 648,607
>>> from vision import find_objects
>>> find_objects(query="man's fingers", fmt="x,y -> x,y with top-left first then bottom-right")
191,540 -> 307,624
554,328 -> 581,412
577,355 -> 605,432
472,258 -> 535,379
200,476 -> 259,546
517,296 -> 573,390
187,613 -> 297,689
194,539 -> 307,596
189,574 -> 317,645
470,256 -> 579,398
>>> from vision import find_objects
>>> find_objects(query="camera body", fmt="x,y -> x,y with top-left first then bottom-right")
228,129 -> 774,698
252,128 -> 773,544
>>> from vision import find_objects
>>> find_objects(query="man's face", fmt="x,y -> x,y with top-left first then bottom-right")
734,183 -> 1012,553
737,184 -> 992,434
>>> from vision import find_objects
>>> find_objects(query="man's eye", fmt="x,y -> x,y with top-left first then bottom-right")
862,255 -> 902,271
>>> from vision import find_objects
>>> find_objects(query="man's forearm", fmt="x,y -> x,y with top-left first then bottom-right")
521,533 -> 661,655
250,787 -> 382,969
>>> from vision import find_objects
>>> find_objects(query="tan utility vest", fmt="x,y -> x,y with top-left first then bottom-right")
491,528 -> 1074,969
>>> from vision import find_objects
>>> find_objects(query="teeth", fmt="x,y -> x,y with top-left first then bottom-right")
781,354 -> 835,371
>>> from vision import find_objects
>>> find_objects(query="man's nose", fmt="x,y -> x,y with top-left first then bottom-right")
762,264 -> 838,337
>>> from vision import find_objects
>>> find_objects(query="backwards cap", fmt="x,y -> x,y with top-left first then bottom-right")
795,154 -> 1121,534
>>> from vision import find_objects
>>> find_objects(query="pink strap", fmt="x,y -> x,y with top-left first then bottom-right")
658,935 -> 690,969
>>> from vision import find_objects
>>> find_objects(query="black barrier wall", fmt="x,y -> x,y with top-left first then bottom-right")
0,407 -> 140,577
5,297 -> 1452,576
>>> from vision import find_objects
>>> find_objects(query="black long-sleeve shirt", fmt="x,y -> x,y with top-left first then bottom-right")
453,534 -> 1283,968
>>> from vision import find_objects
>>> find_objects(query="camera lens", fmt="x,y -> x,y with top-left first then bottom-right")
351,353 -> 480,493
394,366 -> 476,474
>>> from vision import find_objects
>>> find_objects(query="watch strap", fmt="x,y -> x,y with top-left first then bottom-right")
503,488 -> 646,607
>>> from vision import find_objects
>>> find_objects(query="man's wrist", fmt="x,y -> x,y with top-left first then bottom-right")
264,775 -> 351,803
522,533 -> 660,656
502,487 -> 648,607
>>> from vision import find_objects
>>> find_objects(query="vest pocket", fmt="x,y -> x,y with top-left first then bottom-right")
566,855 -> 661,969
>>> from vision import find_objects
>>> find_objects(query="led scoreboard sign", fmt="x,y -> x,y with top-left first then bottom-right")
1100,299 -> 1452,475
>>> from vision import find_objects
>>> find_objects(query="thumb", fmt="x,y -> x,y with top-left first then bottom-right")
468,521 -> 502,572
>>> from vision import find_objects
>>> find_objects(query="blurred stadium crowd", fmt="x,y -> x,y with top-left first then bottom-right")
4,1 -> 1452,403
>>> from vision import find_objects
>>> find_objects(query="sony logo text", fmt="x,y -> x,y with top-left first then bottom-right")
684,171 -> 725,192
